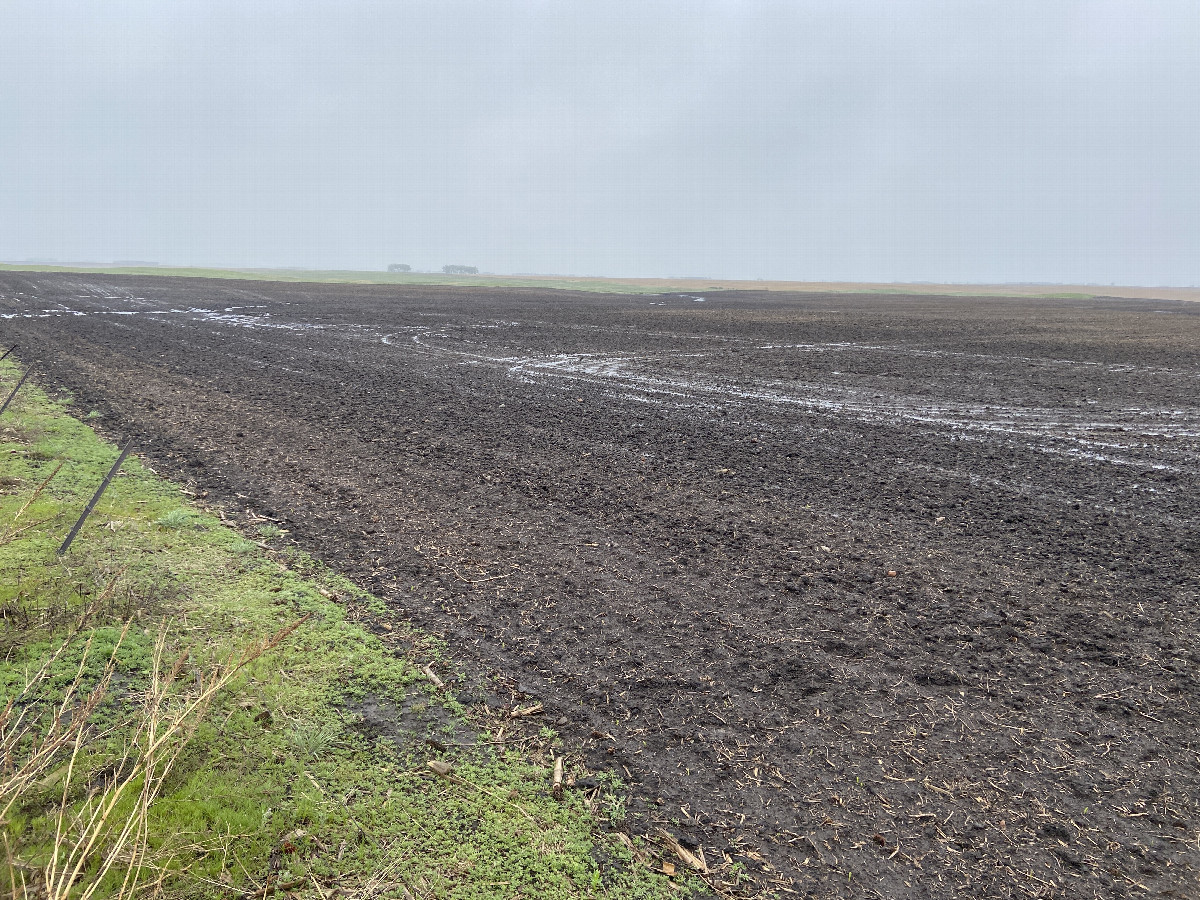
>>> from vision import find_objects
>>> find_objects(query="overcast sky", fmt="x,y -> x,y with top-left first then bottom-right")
1,1 -> 1197,284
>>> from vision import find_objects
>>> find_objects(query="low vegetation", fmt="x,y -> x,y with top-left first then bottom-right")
0,358 -> 691,899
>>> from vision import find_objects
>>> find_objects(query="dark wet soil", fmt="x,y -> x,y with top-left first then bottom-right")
2,271 -> 1199,898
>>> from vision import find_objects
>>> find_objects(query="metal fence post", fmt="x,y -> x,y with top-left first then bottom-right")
58,441 -> 134,556
0,371 -> 31,416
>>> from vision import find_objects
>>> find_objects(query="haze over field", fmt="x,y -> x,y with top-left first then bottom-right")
1,0 -> 1198,285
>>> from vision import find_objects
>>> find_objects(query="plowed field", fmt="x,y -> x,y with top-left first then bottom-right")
3,272 -> 1198,898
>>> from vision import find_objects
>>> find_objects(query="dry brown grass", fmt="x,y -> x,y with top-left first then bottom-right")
0,462 -> 61,546
1,616 -> 306,899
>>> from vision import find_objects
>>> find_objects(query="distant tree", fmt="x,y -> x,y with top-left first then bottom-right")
387,263 -> 411,273
442,265 -> 478,275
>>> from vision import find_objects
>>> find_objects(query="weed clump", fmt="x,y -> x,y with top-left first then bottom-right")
256,523 -> 285,541
154,508 -> 194,529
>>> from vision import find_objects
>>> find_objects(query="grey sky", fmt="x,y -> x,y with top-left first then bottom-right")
1,1 -> 1197,284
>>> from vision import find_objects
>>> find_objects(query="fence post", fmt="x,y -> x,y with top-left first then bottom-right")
0,371 -> 31,416
58,441 -> 134,556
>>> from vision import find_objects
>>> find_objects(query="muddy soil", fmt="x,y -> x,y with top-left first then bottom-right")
2,271 -> 1198,898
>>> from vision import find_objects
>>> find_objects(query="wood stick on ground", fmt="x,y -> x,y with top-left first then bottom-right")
656,828 -> 708,873
422,664 -> 445,690
614,832 -> 648,865
452,568 -> 512,584
551,756 -> 564,800
509,702 -> 543,719
426,760 -> 536,823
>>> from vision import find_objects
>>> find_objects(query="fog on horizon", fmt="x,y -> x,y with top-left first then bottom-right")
1,0 -> 1198,286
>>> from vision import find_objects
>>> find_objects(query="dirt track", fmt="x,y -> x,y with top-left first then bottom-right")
3,272 -> 1198,898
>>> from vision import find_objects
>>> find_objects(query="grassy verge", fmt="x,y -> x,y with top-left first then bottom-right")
0,358 -> 695,899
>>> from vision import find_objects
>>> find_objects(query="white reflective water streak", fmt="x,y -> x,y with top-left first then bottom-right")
3,293 -> 1196,474
400,330 -> 1200,473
